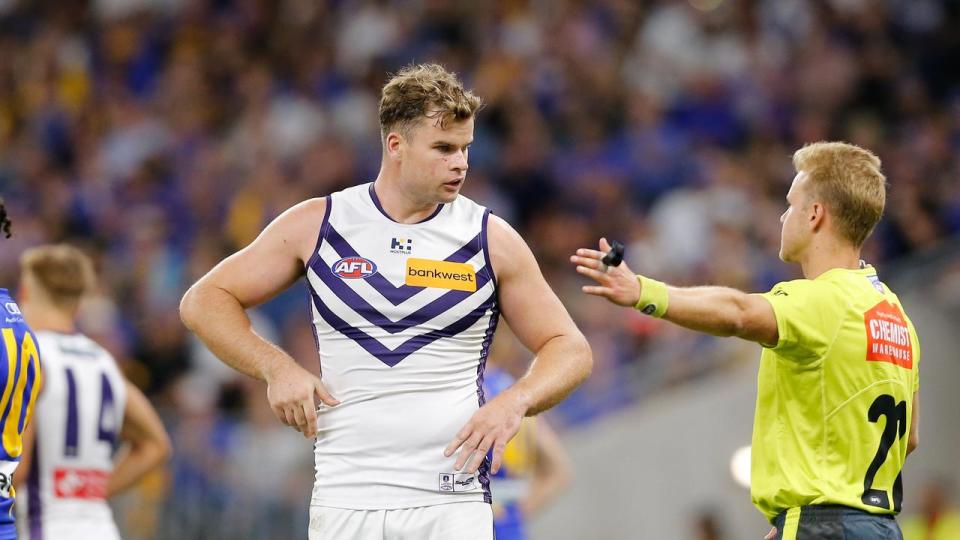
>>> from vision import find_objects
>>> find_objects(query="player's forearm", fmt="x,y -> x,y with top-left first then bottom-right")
505,333 -> 592,416
106,440 -> 170,498
660,285 -> 753,338
180,283 -> 295,382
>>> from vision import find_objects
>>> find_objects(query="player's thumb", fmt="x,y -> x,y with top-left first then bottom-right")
314,379 -> 340,406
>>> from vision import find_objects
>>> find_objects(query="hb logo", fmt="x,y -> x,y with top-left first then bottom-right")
390,238 -> 412,254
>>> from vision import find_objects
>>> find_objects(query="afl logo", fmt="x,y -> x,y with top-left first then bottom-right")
332,256 -> 378,279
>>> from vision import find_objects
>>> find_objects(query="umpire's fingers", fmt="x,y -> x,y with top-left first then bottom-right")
575,248 -> 604,260
570,255 -> 603,270
576,264 -> 610,283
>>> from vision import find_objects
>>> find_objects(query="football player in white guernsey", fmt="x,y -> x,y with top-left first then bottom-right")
181,63 -> 593,539
14,245 -> 171,540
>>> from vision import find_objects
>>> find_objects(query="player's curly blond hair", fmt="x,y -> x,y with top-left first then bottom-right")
20,244 -> 95,309
379,63 -> 482,140
793,141 -> 887,247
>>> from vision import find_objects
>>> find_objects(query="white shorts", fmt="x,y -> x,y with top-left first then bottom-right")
308,502 -> 493,540
23,519 -> 121,540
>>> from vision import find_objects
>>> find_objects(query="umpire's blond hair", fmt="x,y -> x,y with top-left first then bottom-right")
793,142 -> 887,247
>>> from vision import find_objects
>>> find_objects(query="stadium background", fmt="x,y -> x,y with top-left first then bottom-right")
0,0 -> 958,538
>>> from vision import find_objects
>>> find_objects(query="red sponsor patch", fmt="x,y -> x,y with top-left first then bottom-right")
54,468 -> 109,499
864,301 -> 913,369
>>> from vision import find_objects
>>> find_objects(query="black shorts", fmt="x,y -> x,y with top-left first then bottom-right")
773,505 -> 902,540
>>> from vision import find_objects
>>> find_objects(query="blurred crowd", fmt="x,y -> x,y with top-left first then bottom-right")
1,0 -> 959,538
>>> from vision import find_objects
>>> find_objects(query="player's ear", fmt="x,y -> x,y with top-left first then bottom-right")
385,132 -> 404,160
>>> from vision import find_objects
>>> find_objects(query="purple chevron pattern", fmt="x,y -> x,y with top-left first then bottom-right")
308,285 -> 496,367
324,225 -> 482,306
309,255 -> 492,334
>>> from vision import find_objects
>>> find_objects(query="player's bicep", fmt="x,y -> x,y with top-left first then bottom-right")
194,198 -> 325,308
489,217 -> 583,353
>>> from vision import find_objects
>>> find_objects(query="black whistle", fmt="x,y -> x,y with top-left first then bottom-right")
601,240 -> 625,267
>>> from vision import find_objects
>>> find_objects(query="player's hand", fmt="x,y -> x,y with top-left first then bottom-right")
264,359 -> 339,439
444,391 -> 526,475
570,237 -> 641,307
764,526 -> 778,540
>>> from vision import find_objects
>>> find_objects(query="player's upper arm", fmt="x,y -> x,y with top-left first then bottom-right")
487,215 -> 587,355
121,380 -> 171,459
185,198 -> 326,310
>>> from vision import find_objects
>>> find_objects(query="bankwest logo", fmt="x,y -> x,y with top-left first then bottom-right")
405,258 -> 477,292
332,256 -> 378,279
864,300 -> 912,369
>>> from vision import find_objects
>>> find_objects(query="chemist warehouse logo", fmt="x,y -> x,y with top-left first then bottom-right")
864,300 -> 913,369
331,256 -> 378,279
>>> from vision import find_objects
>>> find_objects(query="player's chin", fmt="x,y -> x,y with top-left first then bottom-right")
438,180 -> 464,201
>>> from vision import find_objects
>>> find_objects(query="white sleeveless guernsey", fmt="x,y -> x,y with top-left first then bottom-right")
20,331 -> 127,540
305,183 -> 499,510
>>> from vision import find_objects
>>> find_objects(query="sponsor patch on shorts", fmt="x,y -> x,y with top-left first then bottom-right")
438,472 -> 481,493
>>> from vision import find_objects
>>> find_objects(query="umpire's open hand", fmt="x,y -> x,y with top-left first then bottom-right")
570,237 -> 641,307
265,359 -> 340,439
444,391 -> 526,474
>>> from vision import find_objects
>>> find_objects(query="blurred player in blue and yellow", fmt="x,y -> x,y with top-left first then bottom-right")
0,198 -> 43,539
573,142 -> 919,540
484,329 -> 572,540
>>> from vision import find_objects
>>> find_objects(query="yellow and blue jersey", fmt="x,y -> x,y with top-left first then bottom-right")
752,266 -> 919,522
484,368 -> 536,540
0,289 -> 42,539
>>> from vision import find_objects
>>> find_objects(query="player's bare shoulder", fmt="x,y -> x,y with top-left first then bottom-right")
485,214 -> 534,282
266,197 -> 329,264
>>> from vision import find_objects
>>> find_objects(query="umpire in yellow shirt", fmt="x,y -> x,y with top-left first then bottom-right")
571,141 -> 919,540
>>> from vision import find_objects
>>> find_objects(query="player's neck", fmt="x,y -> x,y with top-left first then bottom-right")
371,176 -> 440,224
799,238 -> 862,279
21,303 -> 77,334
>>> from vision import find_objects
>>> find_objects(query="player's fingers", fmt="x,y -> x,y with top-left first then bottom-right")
465,434 -> 495,474
489,439 -> 507,474
763,526 -> 778,540
444,426 -> 471,457
292,404 -> 308,434
575,248 -> 604,260
569,255 -> 603,271
454,432 -> 484,470
271,405 -> 290,426
302,400 -> 319,439
279,406 -> 297,428
314,380 -> 340,407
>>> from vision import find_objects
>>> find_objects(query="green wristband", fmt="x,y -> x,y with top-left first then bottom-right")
635,275 -> 669,318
